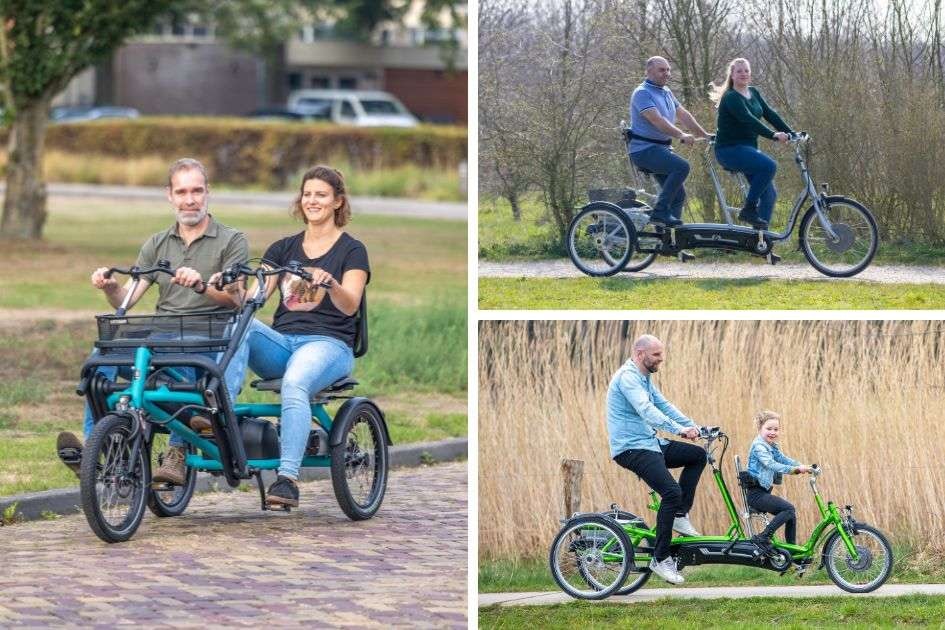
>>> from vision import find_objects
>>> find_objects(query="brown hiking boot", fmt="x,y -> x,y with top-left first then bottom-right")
56,431 -> 84,478
189,415 -> 212,434
152,446 -> 187,485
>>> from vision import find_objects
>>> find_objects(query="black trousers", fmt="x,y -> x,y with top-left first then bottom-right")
746,486 -> 796,544
614,440 -> 707,561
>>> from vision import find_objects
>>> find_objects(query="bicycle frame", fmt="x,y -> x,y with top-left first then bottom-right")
597,432 -> 860,567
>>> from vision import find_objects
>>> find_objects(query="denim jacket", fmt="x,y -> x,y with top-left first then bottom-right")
746,435 -> 799,490
606,359 -> 695,457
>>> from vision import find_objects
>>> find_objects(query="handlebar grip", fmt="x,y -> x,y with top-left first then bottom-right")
192,280 -> 207,295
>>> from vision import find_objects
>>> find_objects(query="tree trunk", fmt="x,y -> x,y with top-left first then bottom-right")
1,97 -> 50,240
508,191 -> 521,222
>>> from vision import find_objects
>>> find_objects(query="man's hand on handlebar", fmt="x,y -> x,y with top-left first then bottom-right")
91,267 -> 120,292
678,132 -> 695,145
172,266 -> 204,290
679,427 -> 700,440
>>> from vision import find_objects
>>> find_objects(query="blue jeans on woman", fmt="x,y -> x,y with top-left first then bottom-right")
714,145 -> 778,223
239,318 -> 354,480
630,145 -> 690,222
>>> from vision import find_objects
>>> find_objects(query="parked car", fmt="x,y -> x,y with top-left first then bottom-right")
50,106 -> 140,123
246,107 -> 315,122
286,90 -> 418,127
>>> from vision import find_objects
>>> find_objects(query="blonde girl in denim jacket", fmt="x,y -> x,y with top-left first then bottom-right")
745,410 -> 814,554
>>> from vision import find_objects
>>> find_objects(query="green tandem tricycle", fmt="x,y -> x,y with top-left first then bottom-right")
549,426 -> 892,598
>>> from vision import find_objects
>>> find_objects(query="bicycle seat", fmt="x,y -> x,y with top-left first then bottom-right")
250,376 -> 358,399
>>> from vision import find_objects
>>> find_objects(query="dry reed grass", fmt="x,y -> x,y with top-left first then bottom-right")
479,320 -> 945,561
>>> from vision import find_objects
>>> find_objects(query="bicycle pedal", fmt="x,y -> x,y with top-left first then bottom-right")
767,252 -> 781,265
150,481 -> 179,491
678,251 -> 695,263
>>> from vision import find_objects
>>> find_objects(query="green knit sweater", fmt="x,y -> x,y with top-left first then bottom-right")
715,86 -> 794,148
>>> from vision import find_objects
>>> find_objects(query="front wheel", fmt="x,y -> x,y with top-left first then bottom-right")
566,204 -> 638,277
79,414 -> 149,543
799,197 -> 878,277
330,402 -> 389,520
549,515 -> 633,600
823,523 -> 893,593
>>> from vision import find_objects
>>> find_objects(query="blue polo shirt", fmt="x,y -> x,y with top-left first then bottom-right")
628,79 -> 681,154
606,359 -> 696,457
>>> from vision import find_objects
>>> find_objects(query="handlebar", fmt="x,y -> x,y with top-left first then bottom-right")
213,260 -> 332,294
103,259 -> 207,315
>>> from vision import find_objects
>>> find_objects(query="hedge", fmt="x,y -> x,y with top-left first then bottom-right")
2,117 -> 467,189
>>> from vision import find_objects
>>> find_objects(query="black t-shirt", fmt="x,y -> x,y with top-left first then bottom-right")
262,232 -> 370,346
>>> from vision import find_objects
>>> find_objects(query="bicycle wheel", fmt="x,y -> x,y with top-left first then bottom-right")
147,433 -> 196,517
799,197 -> 878,277
549,515 -> 632,600
566,204 -> 637,277
80,414 -> 149,543
330,401 -> 388,520
823,523 -> 893,593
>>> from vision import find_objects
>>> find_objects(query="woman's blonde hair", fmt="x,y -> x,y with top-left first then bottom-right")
754,410 -> 781,431
708,57 -> 750,107
290,165 -> 352,227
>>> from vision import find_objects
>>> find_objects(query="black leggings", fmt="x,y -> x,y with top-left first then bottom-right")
614,440 -> 707,561
746,486 -> 796,544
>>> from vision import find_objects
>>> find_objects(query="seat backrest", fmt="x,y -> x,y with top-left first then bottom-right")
353,291 -> 368,358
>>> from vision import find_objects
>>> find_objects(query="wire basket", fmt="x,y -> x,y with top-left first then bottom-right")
95,309 -> 237,354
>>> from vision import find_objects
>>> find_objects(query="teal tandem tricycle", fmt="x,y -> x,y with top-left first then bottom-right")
77,260 -> 390,543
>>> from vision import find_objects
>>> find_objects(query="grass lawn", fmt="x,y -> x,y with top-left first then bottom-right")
479,596 -> 945,629
0,197 -> 467,496
478,277 -> 945,309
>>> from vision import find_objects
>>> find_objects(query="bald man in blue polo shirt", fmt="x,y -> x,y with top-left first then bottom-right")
629,56 -> 711,226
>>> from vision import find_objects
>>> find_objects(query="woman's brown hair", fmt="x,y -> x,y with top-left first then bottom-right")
291,165 -> 352,227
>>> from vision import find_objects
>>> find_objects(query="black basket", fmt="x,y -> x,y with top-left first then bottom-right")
95,309 -> 238,354
587,188 -> 639,209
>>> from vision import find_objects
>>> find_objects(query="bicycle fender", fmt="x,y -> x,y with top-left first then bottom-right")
328,397 -> 392,448
579,200 -> 625,214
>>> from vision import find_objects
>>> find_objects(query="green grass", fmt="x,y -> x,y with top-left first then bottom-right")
479,596 -> 945,629
479,549 -> 945,593
0,196 -> 467,496
478,196 -> 945,265
479,277 -> 945,309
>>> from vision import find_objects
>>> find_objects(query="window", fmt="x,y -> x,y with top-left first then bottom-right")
287,73 -> 302,90
339,77 -> 357,90
310,76 -> 331,89
340,100 -> 356,119
360,99 -> 401,115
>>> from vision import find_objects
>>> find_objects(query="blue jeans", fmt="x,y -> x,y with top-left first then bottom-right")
629,145 -> 690,220
82,347 -> 245,447
714,145 -> 778,222
235,318 -> 354,480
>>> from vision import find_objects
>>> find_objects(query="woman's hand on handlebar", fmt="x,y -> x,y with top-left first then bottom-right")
773,132 -> 790,143
309,267 -> 337,290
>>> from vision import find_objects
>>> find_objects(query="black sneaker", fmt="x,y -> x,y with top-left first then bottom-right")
266,475 -> 300,507
750,534 -> 775,556
650,212 -> 683,227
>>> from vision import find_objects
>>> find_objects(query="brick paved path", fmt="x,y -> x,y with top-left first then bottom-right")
0,462 -> 467,628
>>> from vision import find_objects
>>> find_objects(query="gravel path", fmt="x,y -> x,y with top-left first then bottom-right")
479,260 -> 945,284
480,584 -> 945,607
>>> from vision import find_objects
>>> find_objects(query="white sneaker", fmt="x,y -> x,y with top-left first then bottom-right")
649,557 -> 684,585
673,514 -> 701,536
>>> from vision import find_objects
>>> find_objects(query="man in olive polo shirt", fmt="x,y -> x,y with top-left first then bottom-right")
57,158 -> 249,484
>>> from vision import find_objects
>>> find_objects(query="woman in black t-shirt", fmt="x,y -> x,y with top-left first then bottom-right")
229,165 -> 370,507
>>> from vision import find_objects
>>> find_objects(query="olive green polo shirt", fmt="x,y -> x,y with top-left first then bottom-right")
134,215 -> 249,314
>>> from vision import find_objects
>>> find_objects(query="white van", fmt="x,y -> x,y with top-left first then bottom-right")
287,90 -> 418,127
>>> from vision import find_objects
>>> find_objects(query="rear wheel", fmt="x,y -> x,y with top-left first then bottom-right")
799,197 -> 878,277
566,204 -> 637,277
79,414 -> 148,543
549,516 -> 632,600
823,524 -> 893,593
330,402 -> 388,520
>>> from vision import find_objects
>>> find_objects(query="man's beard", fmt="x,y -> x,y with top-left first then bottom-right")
177,206 -> 208,226
643,359 -> 660,373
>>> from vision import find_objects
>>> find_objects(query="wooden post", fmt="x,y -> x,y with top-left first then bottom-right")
561,459 -> 584,518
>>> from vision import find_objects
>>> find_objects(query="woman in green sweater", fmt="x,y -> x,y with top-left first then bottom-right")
710,58 -> 795,230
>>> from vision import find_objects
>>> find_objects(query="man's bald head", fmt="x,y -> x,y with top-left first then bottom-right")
632,334 -> 665,374
645,56 -> 671,86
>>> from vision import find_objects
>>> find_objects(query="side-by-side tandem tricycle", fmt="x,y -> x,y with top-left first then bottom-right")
76,260 -> 390,543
